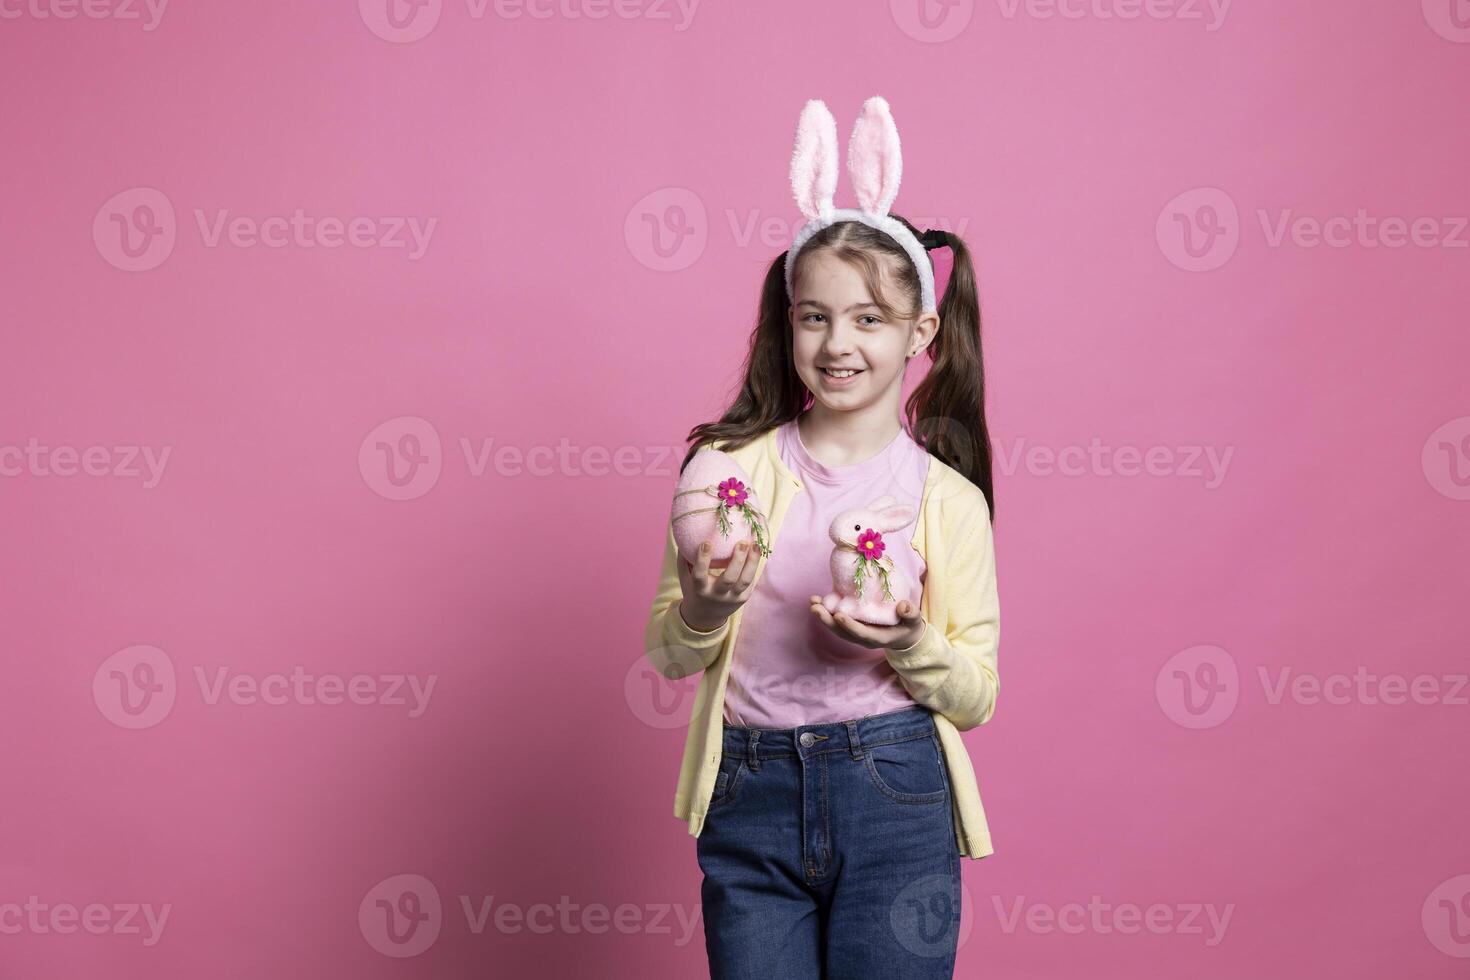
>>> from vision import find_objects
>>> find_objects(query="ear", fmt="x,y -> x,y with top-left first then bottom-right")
875,502 -> 917,532
790,99 -> 838,221
847,95 -> 903,218
866,494 -> 896,510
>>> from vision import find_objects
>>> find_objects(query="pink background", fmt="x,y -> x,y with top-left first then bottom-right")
3,1 -> 1468,976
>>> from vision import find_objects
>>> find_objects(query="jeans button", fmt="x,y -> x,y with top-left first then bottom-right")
799,732 -> 816,747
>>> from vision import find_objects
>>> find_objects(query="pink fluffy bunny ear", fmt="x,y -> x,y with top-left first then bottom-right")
847,95 -> 904,218
790,99 -> 838,221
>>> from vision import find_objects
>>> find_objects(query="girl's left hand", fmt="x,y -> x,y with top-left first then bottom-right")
809,596 -> 927,651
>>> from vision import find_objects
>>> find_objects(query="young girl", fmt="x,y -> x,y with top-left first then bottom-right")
643,97 -> 1000,979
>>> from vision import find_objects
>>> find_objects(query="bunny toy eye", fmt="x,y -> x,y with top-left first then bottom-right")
854,524 -> 861,531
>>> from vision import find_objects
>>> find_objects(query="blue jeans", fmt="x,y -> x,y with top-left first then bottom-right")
696,705 -> 961,979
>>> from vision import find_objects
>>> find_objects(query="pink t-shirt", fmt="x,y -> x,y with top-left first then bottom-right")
722,416 -> 931,728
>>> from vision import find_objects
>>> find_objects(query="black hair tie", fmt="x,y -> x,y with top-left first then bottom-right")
919,228 -> 949,251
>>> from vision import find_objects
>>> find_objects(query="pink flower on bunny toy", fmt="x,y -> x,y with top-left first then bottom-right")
820,494 -> 919,626
855,528 -> 886,562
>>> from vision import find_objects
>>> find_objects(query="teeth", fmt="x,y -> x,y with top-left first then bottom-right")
824,368 -> 858,378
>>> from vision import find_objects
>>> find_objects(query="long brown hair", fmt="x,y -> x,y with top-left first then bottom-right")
679,214 -> 996,521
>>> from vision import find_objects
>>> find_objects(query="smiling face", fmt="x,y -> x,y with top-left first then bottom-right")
788,248 -> 934,412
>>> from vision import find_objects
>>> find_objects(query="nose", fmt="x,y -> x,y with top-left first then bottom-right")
821,320 -> 857,357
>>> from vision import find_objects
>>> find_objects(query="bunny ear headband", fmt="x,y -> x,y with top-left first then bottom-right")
785,95 -> 943,315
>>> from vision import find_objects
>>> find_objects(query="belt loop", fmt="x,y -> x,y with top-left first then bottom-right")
844,719 -> 863,760
747,730 -> 761,771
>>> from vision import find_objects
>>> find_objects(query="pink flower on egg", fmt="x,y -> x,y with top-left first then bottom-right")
856,528 -> 885,560
717,478 -> 748,507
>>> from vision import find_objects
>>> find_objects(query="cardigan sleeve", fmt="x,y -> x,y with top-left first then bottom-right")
883,485 -> 1000,731
644,517 -> 730,680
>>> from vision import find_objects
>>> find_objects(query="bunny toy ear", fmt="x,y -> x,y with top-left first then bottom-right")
847,95 -> 904,218
790,99 -> 838,221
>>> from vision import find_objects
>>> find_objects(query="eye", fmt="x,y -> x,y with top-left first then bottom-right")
801,313 -> 826,324
854,524 -> 861,531
857,315 -> 882,326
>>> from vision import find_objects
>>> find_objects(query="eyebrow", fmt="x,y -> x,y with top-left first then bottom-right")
796,301 -> 879,312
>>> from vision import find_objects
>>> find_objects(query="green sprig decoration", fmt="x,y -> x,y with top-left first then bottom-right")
853,554 -> 896,601
714,495 -> 772,557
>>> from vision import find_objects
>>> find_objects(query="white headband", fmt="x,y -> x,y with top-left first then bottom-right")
784,96 -> 938,316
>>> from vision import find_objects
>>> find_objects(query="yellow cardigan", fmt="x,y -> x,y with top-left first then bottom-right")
643,424 -> 1001,859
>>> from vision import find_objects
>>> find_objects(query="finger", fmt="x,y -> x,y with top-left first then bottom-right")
677,552 -> 695,597
810,602 -> 862,644
717,543 -> 752,591
896,600 -> 922,623
691,540 -> 714,584
735,547 -> 761,592
832,611 -> 877,646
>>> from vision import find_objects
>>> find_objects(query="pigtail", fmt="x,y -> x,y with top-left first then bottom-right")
904,229 -> 997,523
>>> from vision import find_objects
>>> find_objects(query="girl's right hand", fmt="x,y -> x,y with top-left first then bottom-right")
676,540 -> 761,633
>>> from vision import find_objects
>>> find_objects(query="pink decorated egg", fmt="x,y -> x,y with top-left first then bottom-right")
670,449 -> 771,567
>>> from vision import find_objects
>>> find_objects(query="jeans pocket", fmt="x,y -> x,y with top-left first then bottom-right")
863,733 -> 948,804
706,753 -> 747,812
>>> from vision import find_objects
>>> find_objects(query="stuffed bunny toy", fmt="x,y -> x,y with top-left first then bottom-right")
670,449 -> 772,568
819,494 -> 919,626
